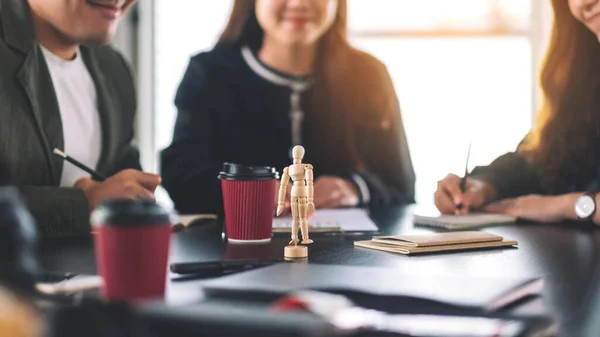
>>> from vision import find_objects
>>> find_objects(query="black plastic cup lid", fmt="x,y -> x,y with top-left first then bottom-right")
218,163 -> 279,181
91,199 -> 172,227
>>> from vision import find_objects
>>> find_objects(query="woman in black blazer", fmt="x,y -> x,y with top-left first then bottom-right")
435,0 -> 600,225
161,0 -> 415,215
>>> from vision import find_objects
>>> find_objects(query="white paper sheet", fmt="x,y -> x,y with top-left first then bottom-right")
273,208 -> 379,232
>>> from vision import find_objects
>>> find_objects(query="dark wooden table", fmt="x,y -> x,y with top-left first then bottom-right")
39,205 -> 600,337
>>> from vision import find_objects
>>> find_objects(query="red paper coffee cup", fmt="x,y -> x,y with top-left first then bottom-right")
91,199 -> 172,302
219,163 -> 279,243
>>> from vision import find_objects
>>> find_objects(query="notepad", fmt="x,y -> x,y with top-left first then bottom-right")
272,209 -> 378,233
355,231 -> 518,255
413,213 -> 517,230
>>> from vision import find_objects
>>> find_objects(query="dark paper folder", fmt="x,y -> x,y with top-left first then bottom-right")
200,263 -> 543,312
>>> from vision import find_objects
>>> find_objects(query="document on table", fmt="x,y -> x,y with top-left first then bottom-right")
273,208 -> 379,232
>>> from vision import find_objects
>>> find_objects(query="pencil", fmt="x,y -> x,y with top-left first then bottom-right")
52,148 -> 107,181
456,143 -> 472,213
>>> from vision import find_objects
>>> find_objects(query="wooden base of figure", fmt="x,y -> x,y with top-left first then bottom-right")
284,245 -> 308,258
284,256 -> 308,263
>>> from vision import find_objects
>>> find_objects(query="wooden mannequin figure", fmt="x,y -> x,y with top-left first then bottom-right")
277,145 -> 315,258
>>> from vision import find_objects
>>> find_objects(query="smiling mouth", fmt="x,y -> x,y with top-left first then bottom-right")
86,0 -> 126,10
85,0 -> 128,19
285,17 -> 311,25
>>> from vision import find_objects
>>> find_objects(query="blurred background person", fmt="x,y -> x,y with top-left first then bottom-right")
161,0 -> 415,215
434,0 -> 600,225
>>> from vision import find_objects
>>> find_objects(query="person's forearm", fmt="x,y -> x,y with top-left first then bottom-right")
469,151 -> 544,200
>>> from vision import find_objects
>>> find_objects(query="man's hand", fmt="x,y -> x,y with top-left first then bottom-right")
313,176 -> 359,209
75,169 -> 161,210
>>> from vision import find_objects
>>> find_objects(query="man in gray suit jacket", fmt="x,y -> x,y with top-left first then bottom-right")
0,0 -> 161,238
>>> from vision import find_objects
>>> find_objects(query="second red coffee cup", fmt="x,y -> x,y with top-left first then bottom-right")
91,199 -> 172,302
219,163 -> 279,243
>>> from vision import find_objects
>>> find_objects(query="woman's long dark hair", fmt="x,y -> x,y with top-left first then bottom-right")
216,0 -> 400,173
520,0 -> 600,191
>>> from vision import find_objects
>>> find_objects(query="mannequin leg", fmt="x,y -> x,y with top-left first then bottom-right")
289,197 -> 299,245
298,197 -> 313,244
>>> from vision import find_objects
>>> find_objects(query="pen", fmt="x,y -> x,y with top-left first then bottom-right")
456,143 -> 472,213
170,259 -> 284,275
36,271 -> 78,283
52,148 -> 106,181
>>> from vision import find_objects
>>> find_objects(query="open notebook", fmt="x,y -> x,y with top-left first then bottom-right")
413,213 -> 517,230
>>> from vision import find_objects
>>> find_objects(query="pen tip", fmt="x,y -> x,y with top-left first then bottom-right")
52,148 -> 66,158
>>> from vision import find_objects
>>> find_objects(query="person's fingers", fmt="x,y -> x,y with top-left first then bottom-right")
312,197 -> 324,208
316,190 -> 344,209
313,177 -> 333,193
123,170 -> 161,191
313,187 -> 337,208
438,175 -> 463,206
434,190 -> 457,214
316,198 -> 336,209
136,188 -> 156,201
313,194 -> 331,208
313,185 -> 333,206
121,180 -> 155,200
338,181 -> 359,206
74,177 -> 96,190
461,188 -> 487,211
483,199 -> 516,214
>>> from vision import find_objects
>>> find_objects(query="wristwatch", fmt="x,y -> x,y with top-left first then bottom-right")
575,191 -> 598,220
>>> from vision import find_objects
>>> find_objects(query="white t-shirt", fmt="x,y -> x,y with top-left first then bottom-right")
40,46 -> 102,187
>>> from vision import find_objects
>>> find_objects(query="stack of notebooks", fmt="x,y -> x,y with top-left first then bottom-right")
354,231 -> 518,255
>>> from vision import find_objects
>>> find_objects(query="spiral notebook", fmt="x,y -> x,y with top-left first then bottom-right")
413,213 -> 517,230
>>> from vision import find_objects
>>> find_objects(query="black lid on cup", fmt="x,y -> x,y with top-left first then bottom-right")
218,163 -> 280,181
91,199 -> 171,227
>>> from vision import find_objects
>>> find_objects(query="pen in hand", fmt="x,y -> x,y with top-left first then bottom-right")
455,143 -> 472,214
52,148 -> 107,181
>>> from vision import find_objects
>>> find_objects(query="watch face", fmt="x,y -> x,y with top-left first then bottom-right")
575,195 -> 596,218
